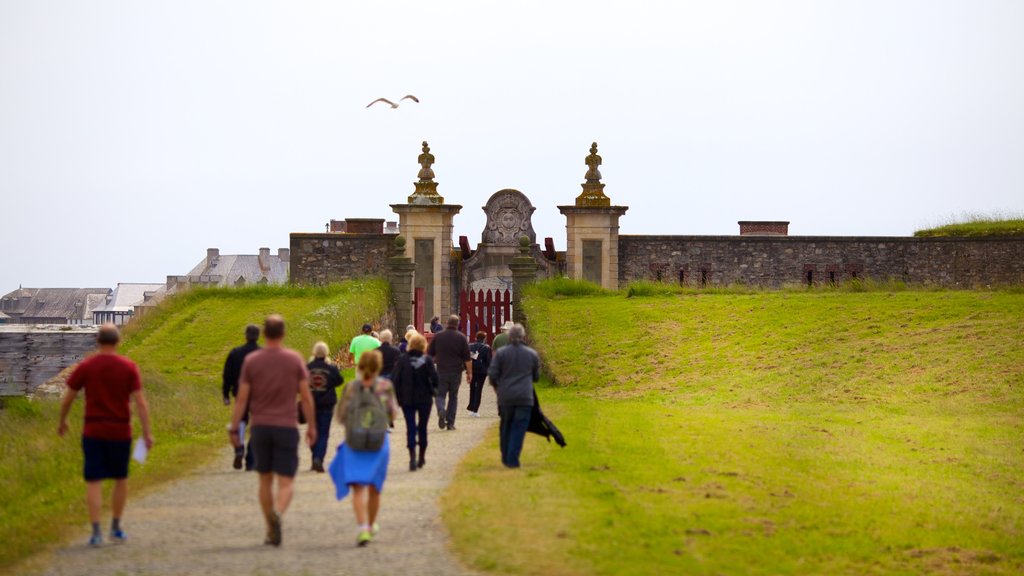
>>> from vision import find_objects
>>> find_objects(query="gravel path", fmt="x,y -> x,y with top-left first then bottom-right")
33,379 -> 495,576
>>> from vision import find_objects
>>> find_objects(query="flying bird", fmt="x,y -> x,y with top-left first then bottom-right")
366,95 -> 420,109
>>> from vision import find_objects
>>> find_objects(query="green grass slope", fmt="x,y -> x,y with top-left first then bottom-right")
915,215 -> 1024,237
0,280 -> 388,573
445,285 -> 1024,576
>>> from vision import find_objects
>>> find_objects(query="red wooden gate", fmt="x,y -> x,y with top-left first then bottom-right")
459,288 -> 511,344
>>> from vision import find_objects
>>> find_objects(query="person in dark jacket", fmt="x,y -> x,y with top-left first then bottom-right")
466,331 -> 492,417
427,315 -> 472,431
376,329 -> 401,380
391,332 -> 438,471
429,316 -> 443,334
222,324 -> 260,470
487,323 -> 540,468
307,341 -> 343,473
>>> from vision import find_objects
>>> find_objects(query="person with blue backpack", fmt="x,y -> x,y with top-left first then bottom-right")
328,350 -> 398,547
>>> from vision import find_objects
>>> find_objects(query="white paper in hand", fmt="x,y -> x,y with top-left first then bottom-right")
132,438 -> 148,464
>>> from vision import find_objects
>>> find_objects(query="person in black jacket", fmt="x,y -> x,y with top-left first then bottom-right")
222,324 -> 260,470
391,332 -> 438,471
466,331 -> 492,417
307,341 -> 343,473
376,329 -> 401,381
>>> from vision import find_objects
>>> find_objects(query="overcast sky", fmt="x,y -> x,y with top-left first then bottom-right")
2,1 -> 1022,290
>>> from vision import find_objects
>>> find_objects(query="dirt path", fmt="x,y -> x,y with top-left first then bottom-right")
33,380 -> 495,576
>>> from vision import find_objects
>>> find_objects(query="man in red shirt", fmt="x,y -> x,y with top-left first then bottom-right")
58,323 -> 154,547
229,314 -> 316,547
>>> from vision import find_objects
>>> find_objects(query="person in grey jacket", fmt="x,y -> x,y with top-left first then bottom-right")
487,323 -> 540,468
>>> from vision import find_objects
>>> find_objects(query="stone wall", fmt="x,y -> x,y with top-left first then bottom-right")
619,235 -> 1024,287
290,233 -> 398,285
0,326 -> 98,396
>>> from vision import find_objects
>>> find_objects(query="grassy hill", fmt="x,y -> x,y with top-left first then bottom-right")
0,280 -> 388,573
444,282 -> 1024,575
914,214 -> 1024,237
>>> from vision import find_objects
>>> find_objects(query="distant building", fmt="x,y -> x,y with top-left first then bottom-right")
163,247 -> 290,293
91,283 -> 165,325
0,311 -> 9,325
0,287 -> 111,325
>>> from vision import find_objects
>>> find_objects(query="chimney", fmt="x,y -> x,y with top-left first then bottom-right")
206,248 -> 220,266
259,247 -> 270,267
278,248 -> 290,262
166,275 -> 177,290
738,221 -> 789,236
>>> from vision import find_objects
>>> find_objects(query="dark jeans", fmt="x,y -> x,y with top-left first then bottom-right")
498,405 -> 532,468
435,371 -> 462,426
402,402 -> 432,450
467,373 -> 487,413
311,409 -> 333,461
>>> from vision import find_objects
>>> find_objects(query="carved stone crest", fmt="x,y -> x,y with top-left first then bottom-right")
481,189 -> 536,245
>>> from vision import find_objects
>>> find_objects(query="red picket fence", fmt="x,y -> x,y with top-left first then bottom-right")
459,288 -> 511,344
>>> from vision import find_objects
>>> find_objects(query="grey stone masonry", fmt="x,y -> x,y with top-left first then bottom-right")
619,235 -> 1024,287
290,233 -> 398,285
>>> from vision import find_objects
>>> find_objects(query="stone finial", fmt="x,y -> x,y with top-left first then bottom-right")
409,140 -> 444,204
417,141 -> 435,182
584,142 -> 602,183
519,235 -> 531,256
575,141 -> 611,207
394,235 -> 407,255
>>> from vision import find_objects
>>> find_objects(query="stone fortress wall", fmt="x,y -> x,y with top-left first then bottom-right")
619,235 -> 1024,287
290,141 -> 1024,331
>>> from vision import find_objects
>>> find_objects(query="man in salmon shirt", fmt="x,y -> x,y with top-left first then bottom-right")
229,314 -> 316,547
58,323 -> 154,547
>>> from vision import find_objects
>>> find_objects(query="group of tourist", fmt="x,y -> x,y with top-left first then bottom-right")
56,313 -> 541,549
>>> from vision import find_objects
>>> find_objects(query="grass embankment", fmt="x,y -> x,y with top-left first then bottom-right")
915,214 -> 1024,237
444,282 -> 1024,575
0,279 -> 387,573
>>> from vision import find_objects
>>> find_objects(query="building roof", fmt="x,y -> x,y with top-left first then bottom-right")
186,251 -> 289,287
92,283 -> 165,313
0,311 -> 10,320
14,288 -> 111,321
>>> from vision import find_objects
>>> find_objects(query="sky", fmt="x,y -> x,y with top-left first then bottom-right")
1,0 -> 1022,290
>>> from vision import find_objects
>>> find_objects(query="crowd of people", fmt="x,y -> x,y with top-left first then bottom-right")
57,313 -> 543,549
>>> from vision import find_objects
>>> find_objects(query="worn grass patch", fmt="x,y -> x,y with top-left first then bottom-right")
0,279 -> 389,573
444,289 -> 1024,575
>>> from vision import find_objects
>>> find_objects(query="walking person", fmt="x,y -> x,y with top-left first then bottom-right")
328,350 -> 399,546
466,331 -> 492,417
57,323 -> 154,547
492,320 -> 514,352
229,315 -> 316,547
348,323 -> 381,367
376,330 -> 401,380
427,315 -> 472,431
307,342 -> 343,473
392,332 -> 438,471
429,316 -> 443,334
222,324 -> 260,470
487,323 -> 540,468
398,324 -> 416,353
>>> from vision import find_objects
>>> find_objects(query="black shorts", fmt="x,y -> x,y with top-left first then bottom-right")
82,436 -> 131,481
250,426 -> 300,477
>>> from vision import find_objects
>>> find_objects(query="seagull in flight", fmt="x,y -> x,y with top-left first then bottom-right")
366,95 -> 420,109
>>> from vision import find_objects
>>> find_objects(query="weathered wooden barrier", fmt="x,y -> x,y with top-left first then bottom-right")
0,325 -> 98,396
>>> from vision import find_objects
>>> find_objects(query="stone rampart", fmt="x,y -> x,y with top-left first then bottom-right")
0,326 -> 98,396
290,233 -> 398,285
619,235 -> 1024,287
